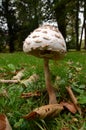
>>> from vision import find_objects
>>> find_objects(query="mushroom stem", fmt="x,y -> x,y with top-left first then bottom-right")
44,58 -> 57,104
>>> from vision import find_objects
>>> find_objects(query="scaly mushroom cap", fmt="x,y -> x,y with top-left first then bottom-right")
23,24 -> 66,60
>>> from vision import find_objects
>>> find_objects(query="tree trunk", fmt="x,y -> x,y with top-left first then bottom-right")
85,23 -> 86,50
2,0 -> 15,52
9,34 -> 15,53
54,2 -> 66,40
79,20 -> 84,49
84,0 -> 86,49
75,0 -> 80,51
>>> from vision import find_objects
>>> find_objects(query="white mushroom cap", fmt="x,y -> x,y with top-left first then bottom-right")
23,24 -> 66,60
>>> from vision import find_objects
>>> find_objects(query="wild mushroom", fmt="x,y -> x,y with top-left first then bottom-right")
23,24 -> 66,104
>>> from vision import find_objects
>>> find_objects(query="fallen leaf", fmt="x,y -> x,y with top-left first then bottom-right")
66,87 -> 82,114
0,114 -> 12,130
12,69 -> 24,80
21,74 -> 39,86
61,127 -> 70,130
23,104 -> 63,120
60,102 -> 77,114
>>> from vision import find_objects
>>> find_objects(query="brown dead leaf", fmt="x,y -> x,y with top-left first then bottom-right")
60,102 -> 77,114
66,87 -> 82,114
23,104 -> 63,120
0,114 -> 12,130
61,127 -> 70,130
21,74 -> 39,86
12,69 -> 24,80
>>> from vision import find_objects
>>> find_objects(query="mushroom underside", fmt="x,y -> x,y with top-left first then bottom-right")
26,49 -> 65,60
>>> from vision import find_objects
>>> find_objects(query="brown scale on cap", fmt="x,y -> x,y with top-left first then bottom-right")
42,31 -> 48,33
42,25 -> 58,33
55,34 -> 61,38
35,29 -> 41,32
43,36 -> 50,40
34,40 -> 42,43
61,43 -> 66,47
32,35 -> 39,38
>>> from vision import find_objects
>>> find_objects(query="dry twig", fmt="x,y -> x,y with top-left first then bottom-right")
0,79 -> 19,83
21,91 -> 41,98
66,87 -> 82,114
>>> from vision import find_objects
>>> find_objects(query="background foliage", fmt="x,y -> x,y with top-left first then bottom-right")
0,0 -> 86,52
0,1 -> 86,129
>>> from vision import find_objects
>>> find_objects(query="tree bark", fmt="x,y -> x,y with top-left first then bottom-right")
84,0 -> 86,49
2,0 -> 15,52
54,3 -> 66,40
55,4 -> 66,39
75,0 -> 80,51
79,20 -> 84,49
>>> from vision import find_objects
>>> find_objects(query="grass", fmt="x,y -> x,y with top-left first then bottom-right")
0,51 -> 86,130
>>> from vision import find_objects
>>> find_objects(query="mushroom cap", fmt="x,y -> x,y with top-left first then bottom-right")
23,24 -> 66,60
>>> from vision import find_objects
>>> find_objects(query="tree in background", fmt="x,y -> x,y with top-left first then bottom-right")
1,0 -> 19,52
84,0 -> 86,49
54,0 -> 85,51
0,0 -> 85,52
15,0 -> 44,50
0,0 -> 43,52
54,0 -> 67,39
75,0 -> 80,50
74,0 -> 86,50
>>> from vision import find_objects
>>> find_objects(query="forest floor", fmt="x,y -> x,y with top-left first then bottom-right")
0,51 -> 86,130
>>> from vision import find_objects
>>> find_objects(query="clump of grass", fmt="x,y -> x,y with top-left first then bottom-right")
0,52 -> 86,130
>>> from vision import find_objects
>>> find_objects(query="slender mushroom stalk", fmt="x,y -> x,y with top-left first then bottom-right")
44,58 -> 57,104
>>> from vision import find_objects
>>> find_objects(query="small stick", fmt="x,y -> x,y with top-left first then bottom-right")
0,79 -> 19,83
66,86 -> 82,115
21,91 -> 41,98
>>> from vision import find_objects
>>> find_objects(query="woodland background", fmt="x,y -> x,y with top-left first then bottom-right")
0,1 -> 86,129
0,0 -> 86,52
